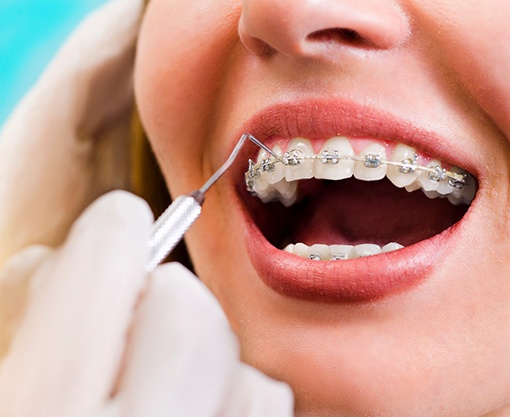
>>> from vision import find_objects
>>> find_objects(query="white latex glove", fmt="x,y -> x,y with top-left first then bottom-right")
0,192 -> 294,417
0,0 -> 143,266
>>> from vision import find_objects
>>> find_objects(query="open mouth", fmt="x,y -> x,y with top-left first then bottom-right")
242,136 -> 477,262
231,101 -> 479,302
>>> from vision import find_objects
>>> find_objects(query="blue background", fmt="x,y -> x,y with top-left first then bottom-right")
0,0 -> 107,127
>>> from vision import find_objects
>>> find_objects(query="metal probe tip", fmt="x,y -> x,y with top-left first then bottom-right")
198,133 -> 280,194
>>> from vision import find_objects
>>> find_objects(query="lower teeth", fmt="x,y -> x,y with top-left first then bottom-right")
285,242 -> 404,260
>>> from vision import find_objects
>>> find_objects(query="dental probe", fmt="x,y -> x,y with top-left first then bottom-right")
146,133 -> 279,272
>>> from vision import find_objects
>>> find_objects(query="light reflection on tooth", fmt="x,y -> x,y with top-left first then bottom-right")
353,143 -> 387,181
285,138 -> 315,182
387,144 -> 419,187
315,137 -> 355,180
382,242 -> 404,253
354,244 -> 382,257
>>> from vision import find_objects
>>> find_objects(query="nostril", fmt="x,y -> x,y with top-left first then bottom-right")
239,0 -> 410,58
307,28 -> 368,48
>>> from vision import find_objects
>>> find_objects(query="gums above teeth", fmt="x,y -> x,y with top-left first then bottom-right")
245,137 -> 477,207
285,242 -> 404,260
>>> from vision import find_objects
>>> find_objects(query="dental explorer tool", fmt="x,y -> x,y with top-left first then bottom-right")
146,133 -> 280,272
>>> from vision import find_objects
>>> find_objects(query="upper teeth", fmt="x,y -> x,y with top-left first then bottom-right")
245,137 -> 477,207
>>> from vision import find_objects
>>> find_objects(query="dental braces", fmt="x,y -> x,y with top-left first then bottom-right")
245,149 -> 468,193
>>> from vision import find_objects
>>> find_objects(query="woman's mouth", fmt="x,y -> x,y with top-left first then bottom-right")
231,101 -> 479,303
245,136 -> 476,257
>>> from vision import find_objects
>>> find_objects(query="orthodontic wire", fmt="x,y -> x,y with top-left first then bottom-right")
245,148 -> 469,193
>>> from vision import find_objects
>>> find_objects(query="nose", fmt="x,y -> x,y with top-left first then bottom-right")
238,0 -> 410,58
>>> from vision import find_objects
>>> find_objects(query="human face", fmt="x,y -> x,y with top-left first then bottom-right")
135,0 -> 510,415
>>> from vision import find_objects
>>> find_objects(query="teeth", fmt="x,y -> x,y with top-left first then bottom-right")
315,137 -> 355,180
354,244 -> 382,257
246,137 -> 477,206
283,242 -> 404,260
386,144 -> 419,187
284,138 -> 315,182
382,242 -> 404,252
330,245 -> 356,260
252,144 -> 298,206
274,180 -> 298,207
253,150 -> 271,193
294,242 -> 309,257
267,144 -> 285,185
310,244 -> 331,260
417,160 -> 442,192
353,143 -> 388,181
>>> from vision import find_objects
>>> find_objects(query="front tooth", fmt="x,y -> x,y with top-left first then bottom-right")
310,244 -> 330,260
315,137 -> 355,180
330,245 -> 355,260
386,144 -> 419,187
285,138 -> 314,182
353,143 -> 388,181
382,242 -> 404,253
354,244 -> 382,257
417,160 -> 442,191
267,145 -> 285,184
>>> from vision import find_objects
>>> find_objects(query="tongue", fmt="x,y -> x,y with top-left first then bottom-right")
291,178 -> 465,247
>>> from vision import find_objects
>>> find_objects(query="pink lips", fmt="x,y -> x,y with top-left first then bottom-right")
228,99 -> 473,303
245,218 -> 441,302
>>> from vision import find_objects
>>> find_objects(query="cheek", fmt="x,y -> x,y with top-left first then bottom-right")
134,0 -> 241,196
411,0 -> 510,137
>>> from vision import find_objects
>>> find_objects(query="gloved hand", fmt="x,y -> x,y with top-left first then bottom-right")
0,192 -> 294,417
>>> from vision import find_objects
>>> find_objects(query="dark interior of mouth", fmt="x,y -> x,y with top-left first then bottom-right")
244,178 -> 469,248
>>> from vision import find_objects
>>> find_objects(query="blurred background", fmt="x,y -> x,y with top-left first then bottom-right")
0,0 -> 107,127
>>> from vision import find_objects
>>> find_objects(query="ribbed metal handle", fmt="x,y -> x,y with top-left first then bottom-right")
146,194 -> 202,272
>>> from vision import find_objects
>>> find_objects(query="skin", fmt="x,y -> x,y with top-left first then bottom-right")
135,0 -> 510,415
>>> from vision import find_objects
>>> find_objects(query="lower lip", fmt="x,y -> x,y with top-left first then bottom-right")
240,203 -> 454,303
